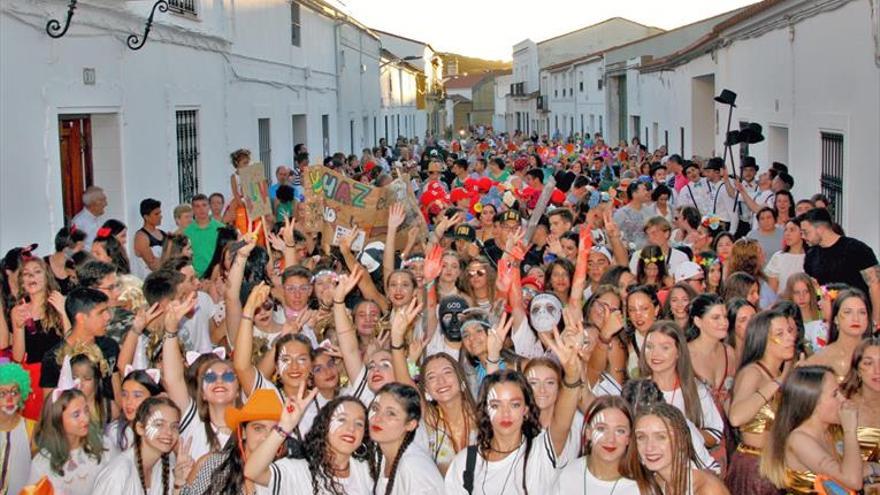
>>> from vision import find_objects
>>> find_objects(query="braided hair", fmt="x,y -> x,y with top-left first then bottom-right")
476,370 -> 541,495
304,396 -> 372,495
368,383 -> 421,495
133,397 -> 180,495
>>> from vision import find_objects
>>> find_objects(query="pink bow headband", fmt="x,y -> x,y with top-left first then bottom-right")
185,347 -> 227,367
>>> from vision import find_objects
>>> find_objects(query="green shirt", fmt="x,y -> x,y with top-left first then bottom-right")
184,218 -> 224,277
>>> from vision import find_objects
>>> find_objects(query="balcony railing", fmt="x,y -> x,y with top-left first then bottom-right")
167,0 -> 197,16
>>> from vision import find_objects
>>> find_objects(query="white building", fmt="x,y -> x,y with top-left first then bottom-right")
493,72 -> 512,133
379,48 -> 424,145
375,29 -> 444,137
0,0 -> 381,252
629,0 -> 879,248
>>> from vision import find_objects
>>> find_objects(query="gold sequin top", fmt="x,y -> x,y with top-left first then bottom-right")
740,400 -> 777,434
784,468 -> 817,494
857,426 -> 880,462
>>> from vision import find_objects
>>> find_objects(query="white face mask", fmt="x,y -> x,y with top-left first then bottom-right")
530,294 -> 562,333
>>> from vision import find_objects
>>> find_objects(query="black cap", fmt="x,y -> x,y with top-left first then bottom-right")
704,157 -> 724,171
140,198 -> 161,217
453,224 -> 476,242
500,210 -> 521,223
741,156 -> 759,170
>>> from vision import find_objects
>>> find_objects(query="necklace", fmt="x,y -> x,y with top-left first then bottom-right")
481,445 -> 521,495
585,458 -> 621,495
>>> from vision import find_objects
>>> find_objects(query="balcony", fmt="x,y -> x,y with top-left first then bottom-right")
167,0 -> 198,17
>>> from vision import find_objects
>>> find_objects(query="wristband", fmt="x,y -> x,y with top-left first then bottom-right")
333,300 -> 345,305
273,424 -> 292,438
486,356 -> 500,365
391,342 -> 406,351
241,314 -> 254,322
164,332 -> 178,340
562,377 -> 584,389
285,243 -> 296,248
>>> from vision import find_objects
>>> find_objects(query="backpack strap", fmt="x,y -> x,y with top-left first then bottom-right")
463,445 -> 478,495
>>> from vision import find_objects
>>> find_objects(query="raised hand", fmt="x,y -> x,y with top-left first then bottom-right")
487,312 -> 514,360
390,297 -> 422,345
339,228 -> 359,253
132,302 -> 163,335
47,291 -> 66,316
173,436 -> 194,484
10,301 -> 30,330
243,282 -> 271,316
545,327 -> 581,381
422,244 -> 444,283
279,215 -> 297,248
164,292 -> 197,332
388,203 -> 406,231
279,382 -> 319,433
334,267 -> 363,302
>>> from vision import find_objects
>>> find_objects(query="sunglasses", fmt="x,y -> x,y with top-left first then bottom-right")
203,371 -> 236,384
468,269 -> 487,277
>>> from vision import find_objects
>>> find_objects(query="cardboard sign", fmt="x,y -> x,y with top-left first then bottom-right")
239,163 -> 272,218
297,166 -> 427,251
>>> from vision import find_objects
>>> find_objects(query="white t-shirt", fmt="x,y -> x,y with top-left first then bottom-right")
764,251 -> 805,290
340,365 -> 376,408
552,458 -> 640,495
374,444 -> 445,495
706,180 -> 737,224
512,320 -> 545,359
415,417 -> 478,474
3,417 -> 33,495
29,447 -> 107,495
662,382 -> 724,444
180,291 -> 218,354
179,399 -> 232,461
444,430 -> 567,495
267,457 -> 372,495
92,448 -> 172,495
71,208 -> 102,250
426,327 -> 462,361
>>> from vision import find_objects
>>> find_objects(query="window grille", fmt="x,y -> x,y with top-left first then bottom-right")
175,110 -> 199,203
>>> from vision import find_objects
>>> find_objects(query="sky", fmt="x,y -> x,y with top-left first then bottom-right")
339,0 -> 761,60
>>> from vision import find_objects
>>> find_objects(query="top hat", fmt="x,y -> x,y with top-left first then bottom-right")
714,89 -> 737,107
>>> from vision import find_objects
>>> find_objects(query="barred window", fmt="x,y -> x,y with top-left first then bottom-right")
175,110 -> 199,203
258,118 -> 271,178
167,0 -> 197,16
291,2 -> 301,46
820,132 -> 844,224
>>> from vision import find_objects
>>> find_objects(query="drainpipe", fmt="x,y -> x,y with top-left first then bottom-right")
334,20 -> 344,157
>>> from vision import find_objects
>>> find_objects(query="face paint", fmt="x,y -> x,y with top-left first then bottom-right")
529,293 -> 563,333
769,336 -> 784,345
590,412 -> 607,444
0,404 -> 17,416
439,296 -> 468,342
144,410 -> 164,441
277,348 -> 291,376
487,387 -> 499,422
329,404 -> 347,434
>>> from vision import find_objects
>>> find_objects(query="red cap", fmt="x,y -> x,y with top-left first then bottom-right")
521,276 -> 544,291
450,187 -> 470,203
477,177 -> 493,193
550,189 -> 566,206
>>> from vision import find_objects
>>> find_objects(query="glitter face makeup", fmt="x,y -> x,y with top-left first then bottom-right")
329,404 -> 347,434
487,387 -> 499,422
144,410 -> 164,441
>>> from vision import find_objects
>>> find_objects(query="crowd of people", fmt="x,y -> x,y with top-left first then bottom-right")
0,130 -> 878,495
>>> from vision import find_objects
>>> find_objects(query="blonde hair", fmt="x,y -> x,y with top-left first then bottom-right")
117,274 -> 146,311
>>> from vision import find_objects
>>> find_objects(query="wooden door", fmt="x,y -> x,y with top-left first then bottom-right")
58,116 -> 93,222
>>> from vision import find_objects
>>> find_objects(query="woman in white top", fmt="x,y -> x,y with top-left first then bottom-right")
93,397 -> 194,495
389,300 -> 479,474
163,294 -> 239,460
553,396 -> 640,494
105,369 -> 164,455
632,403 -> 729,494
333,268 -> 398,408
444,328 -> 582,495
639,321 -> 725,450
369,383 -> 445,495
765,220 -> 806,293
245,391 -> 373,495
29,388 -> 107,495
233,283 -> 319,440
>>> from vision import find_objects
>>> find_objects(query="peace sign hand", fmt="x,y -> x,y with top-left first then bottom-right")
545,327 -> 581,382
279,381 -> 319,433
487,312 -> 514,360
391,297 -> 422,345
334,266 -> 363,301
173,436 -> 194,482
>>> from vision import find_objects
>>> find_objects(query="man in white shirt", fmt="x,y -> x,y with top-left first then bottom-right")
735,168 -> 775,228
703,157 -> 738,234
629,216 -> 689,273
733,157 -> 760,238
674,161 -> 711,217
71,186 -> 107,249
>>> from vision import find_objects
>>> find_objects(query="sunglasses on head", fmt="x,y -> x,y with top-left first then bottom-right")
203,371 -> 236,384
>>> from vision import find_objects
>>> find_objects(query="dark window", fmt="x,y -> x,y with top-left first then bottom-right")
598,79 -> 603,90
820,132 -> 844,224
291,2 -> 301,46
258,118 -> 271,177
579,81 -> 584,92
167,0 -> 197,16
175,110 -> 199,203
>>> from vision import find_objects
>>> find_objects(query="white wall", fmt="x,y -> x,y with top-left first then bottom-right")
493,74 -> 512,133
0,0 -> 379,253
